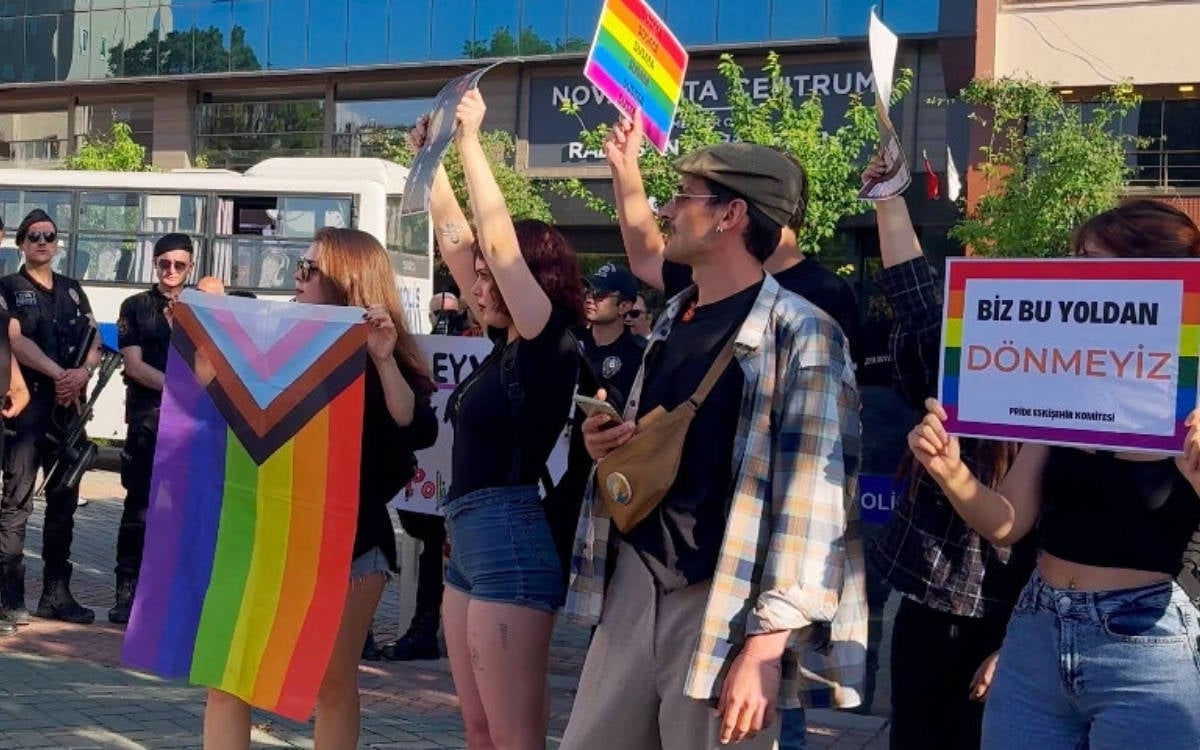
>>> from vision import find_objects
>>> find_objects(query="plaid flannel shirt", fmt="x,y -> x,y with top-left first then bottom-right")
566,274 -> 868,710
868,258 -> 1035,618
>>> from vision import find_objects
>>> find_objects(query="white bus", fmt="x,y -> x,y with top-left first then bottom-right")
0,157 -> 433,442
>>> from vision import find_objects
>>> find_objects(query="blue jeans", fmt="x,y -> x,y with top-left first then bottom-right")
443,485 -> 563,613
779,707 -> 806,749
982,571 -> 1200,750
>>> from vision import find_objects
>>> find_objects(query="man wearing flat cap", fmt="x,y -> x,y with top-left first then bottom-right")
563,141 -> 866,749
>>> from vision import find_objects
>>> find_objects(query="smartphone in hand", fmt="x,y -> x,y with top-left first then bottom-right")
574,394 -> 622,424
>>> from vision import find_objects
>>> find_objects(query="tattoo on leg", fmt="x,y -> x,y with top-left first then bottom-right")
438,220 -> 463,244
470,643 -> 482,671
499,622 -> 509,651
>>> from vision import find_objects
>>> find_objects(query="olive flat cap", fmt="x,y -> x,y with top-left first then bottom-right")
674,143 -> 802,229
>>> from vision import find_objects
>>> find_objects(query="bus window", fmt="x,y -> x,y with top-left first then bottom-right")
211,237 -> 309,291
74,191 -> 206,284
0,189 -> 72,274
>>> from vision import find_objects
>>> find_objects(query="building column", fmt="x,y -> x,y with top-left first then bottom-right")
151,84 -> 194,169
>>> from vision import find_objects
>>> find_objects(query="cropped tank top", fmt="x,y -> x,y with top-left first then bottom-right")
1039,447 -> 1200,576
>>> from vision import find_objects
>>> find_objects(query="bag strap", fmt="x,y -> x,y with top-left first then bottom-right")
687,335 -> 737,408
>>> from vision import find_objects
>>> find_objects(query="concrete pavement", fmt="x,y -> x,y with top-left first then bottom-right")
0,471 -> 889,749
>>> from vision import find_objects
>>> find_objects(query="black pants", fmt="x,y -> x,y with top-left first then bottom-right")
0,395 -> 82,584
889,597 -> 1010,750
116,409 -> 158,580
396,510 -> 446,615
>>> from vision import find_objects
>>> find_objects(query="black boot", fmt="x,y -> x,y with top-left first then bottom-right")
382,609 -> 441,661
362,629 -> 381,661
108,576 -> 136,625
0,561 -> 29,626
36,570 -> 95,624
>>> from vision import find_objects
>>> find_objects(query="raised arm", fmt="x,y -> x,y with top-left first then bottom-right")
909,398 -> 1048,546
605,114 -> 667,291
455,90 -> 552,340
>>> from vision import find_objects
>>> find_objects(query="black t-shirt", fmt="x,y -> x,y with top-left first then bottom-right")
448,309 -> 580,499
624,281 -> 761,592
664,257 -> 860,351
0,269 -> 93,397
355,358 -> 438,570
117,286 -> 173,420
577,326 -> 646,412
0,308 -> 12,407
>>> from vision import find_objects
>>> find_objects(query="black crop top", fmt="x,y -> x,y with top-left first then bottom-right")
1039,447 -> 1200,576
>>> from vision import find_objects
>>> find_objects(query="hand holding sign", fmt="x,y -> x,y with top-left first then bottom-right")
1177,409 -> 1200,494
455,90 -> 487,142
908,397 -> 965,486
858,8 -> 911,202
604,113 -> 645,175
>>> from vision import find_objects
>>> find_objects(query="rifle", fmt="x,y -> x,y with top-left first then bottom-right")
39,328 -> 124,496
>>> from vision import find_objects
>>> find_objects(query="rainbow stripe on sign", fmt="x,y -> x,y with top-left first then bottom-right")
584,0 -> 688,153
941,259 -> 1200,453
122,291 -> 367,722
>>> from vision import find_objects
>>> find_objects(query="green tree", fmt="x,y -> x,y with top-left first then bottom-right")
944,78 -> 1144,257
555,51 -> 912,255
371,129 -> 553,223
464,27 -> 589,58
111,25 -> 262,77
64,121 -> 153,172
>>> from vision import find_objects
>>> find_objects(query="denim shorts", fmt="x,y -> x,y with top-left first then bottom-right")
349,546 -> 392,582
981,571 -> 1200,750
442,485 -> 563,613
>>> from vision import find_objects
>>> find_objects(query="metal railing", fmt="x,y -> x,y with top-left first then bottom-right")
0,138 -> 68,168
1127,148 -> 1200,190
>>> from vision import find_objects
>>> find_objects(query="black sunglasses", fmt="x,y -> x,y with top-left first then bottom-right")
24,231 -> 56,244
156,259 -> 189,273
624,309 -> 644,319
296,257 -> 319,281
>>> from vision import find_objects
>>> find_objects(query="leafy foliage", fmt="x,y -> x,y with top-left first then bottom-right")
64,121 -> 153,172
110,25 -> 262,76
464,27 -> 589,58
554,51 -> 912,255
943,78 -> 1144,257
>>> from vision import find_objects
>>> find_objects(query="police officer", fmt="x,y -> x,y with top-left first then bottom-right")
0,209 -> 100,624
108,233 -> 193,624
579,263 -> 646,410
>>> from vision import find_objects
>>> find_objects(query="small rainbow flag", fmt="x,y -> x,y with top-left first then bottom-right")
122,290 -> 368,721
584,0 -> 688,153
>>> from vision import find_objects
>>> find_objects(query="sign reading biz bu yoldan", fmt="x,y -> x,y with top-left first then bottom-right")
938,258 -> 1200,453
583,0 -> 688,154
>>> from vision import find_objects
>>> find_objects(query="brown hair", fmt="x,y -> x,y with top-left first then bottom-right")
472,219 -> 584,326
311,227 -> 433,395
900,440 -> 1019,495
1072,198 -> 1200,259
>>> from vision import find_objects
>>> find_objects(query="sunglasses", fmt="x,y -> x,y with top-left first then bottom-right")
24,231 -> 56,244
624,309 -> 644,320
156,259 -> 189,273
296,257 -> 319,281
585,289 -> 620,301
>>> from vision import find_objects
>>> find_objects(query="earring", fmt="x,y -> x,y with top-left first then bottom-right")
715,225 -> 725,233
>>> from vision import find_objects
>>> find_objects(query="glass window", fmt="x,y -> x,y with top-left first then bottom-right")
214,237 -> 309,290
268,0 -> 306,69
75,101 -> 155,153
566,0 -> 603,49
276,196 -> 352,238
387,198 -> 430,258
307,0 -> 348,68
717,0 -> 768,44
71,191 -> 207,283
771,0 -> 827,40
196,99 -> 325,170
347,0 -> 388,67
24,14 -> 63,82
230,0 -> 268,72
827,0 -> 874,37
0,1 -> 20,18
334,97 -> 436,157
431,0 -> 473,59
883,0 -> 939,35
211,193 -> 349,289
388,0 -> 432,62
79,191 -> 143,233
472,0 -> 517,58
91,0 -> 125,9
191,2 -> 233,73
119,7 -> 163,78
0,190 -> 72,237
0,111 -> 70,168
522,0 -> 569,56
88,9 -> 128,78
0,17 -> 23,83
668,0 -> 716,46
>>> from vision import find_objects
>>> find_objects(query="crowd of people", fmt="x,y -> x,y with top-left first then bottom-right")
0,86 -> 1197,750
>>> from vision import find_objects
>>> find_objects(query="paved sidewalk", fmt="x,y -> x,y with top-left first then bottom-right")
0,471 -> 889,749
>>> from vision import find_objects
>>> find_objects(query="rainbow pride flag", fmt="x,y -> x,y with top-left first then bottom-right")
584,0 -> 688,153
122,290 -> 368,721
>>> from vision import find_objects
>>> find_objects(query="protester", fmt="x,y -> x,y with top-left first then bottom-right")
203,227 -> 437,750
580,263 -> 646,409
601,113 -> 862,747
197,276 -> 224,294
0,209 -> 101,625
414,89 -> 584,749
109,233 -> 195,624
626,293 -> 652,338
861,157 -> 1034,748
910,199 -> 1200,749
563,143 -> 865,749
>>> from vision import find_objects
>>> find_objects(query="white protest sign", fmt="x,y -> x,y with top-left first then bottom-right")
858,7 -> 911,202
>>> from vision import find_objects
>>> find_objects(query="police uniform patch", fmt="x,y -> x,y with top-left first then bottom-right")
601,355 -> 622,380
68,287 -> 80,305
15,291 -> 35,307
606,472 -> 632,506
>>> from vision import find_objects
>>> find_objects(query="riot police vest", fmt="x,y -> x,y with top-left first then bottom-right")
0,269 -> 93,392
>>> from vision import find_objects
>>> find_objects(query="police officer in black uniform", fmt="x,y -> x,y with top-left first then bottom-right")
108,233 -> 194,624
578,263 -> 646,410
0,209 -> 101,624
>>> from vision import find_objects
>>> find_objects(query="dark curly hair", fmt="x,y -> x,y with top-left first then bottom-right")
473,219 -> 584,326
1072,198 -> 1200,259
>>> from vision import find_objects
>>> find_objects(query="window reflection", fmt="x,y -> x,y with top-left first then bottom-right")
826,0 -> 874,37
196,100 -> 326,170
0,17 -> 22,83
24,13 -> 62,82
191,2 -> 234,74
431,0 -> 473,59
268,0 -> 305,70
471,0 -> 518,58
348,0 -> 388,67
772,0 -> 827,41
389,0 -> 432,62
667,0 -> 716,46
718,0 -> 769,44
521,0 -> 569,56
230,0 -> 269,73
308,0 -> 348,68
333,98 -> 437,157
